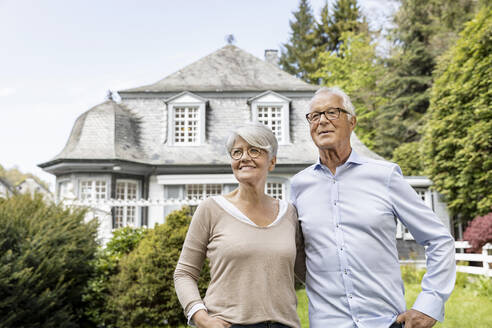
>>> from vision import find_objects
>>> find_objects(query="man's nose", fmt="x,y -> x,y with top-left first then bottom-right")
319,112 -> 334,126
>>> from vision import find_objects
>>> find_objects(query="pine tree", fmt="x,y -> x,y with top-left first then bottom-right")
324,0 -> 368,53
279,0 -> 318,83
372,0 -> 478,159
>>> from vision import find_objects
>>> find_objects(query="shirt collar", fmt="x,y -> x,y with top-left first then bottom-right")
314,149 -> 366,171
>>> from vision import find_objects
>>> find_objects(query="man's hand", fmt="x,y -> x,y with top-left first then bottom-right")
396,309 -> 437,328
193,309 -> 231,328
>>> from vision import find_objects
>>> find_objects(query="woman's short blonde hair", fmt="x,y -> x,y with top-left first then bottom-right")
225,122 -> 278,160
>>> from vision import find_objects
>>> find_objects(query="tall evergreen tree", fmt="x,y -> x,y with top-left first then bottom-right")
323,0 -> 368,54
279,0 -> 318,83
372,0 -> 478,159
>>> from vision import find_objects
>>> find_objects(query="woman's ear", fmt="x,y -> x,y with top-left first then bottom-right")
269,156 -> 277,171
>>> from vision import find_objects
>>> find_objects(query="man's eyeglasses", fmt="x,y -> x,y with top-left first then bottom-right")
305,107 -> 350,123
230,147 -> 262,160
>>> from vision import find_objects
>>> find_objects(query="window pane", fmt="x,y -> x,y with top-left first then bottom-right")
186,184 -> 222,200
114,180 -> 138,229
257,106 -> 282,142
266,182 -> 283,200
174,106 -> 199,144
80,181 -> 92,200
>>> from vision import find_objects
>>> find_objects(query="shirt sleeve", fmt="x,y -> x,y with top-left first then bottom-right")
187,303 -> 208,326
388,165 -> 456,322
173,201 -> 211,315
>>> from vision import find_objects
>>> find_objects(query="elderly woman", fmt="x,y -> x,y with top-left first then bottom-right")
174,123 -> 303,328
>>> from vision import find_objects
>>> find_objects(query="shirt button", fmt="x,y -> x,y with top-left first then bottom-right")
344,269 -> 348,274
349,294 -> 353,299
340,247 -> 343,251
336,224 -> 340,228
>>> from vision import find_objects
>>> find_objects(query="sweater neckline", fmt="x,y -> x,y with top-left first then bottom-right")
212,195 -> 288,228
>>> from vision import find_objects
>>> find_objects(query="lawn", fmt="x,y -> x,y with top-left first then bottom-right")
296,280 -> 492,328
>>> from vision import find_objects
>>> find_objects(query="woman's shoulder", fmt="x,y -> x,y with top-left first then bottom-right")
192,197 -> 222,220
279,200 -> 298,224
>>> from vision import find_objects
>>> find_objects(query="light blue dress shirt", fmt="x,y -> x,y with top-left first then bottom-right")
290,150 -> 456,328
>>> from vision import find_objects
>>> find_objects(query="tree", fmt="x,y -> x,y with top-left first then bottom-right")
463,212 -> 492,253
316,0 -> 368,55
372,0 -> 478,159
82,227 -> 148,327
0,194 -> 98,327
422,6 -> 492,222
279,0 -> 318,83
0,164 -> 50,191
391,141 -> 423,176
313,32 -> 387,148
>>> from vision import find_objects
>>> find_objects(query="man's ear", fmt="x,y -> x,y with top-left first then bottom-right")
269,156 -> 277,171
350,115 -> 357,131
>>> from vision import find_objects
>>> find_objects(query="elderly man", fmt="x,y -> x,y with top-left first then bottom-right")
290,87 -> 456,328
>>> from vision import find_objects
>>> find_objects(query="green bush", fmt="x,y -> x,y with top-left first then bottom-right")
82,226 -> 148,327
0,194 -> 98,328
108,206 -> 210,327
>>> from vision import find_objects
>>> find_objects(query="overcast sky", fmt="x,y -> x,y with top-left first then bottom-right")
0,0 -> 399,190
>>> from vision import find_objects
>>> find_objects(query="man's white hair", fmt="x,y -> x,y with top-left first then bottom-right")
310,86 -> 356,118
225,122 -> 278,160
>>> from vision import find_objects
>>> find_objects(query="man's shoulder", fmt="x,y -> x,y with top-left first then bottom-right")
291,164 -> 318,184
358,155 -> 399,173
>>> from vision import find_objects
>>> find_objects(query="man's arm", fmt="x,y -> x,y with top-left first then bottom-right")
388,165 -> 456,323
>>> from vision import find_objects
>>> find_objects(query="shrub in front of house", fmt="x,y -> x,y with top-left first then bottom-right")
0,194 -> 98,328
107,207 -> 210,327
463,212 -> 492,253
82,226 -> 148,327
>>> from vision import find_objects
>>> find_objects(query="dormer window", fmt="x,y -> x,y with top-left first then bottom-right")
166,91 -> 207,145
249,91 -> 291,144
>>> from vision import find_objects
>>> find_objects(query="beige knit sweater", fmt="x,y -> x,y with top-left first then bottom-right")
174,197 -> 304,328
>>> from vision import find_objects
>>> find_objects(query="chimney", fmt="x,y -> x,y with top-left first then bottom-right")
264,49 -> 279,67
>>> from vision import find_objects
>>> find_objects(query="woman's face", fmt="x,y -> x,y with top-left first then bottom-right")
230,136 -> 276,186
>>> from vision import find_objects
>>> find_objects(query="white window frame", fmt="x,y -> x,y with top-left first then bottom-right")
114,179 -> 141,229
166,91 -> 207,146
185,184 -> 223,200
265,181 -> 285,200
158,174 -> 289,200
57,179 -> 73,202
78,179 -> 109,201
249,91 -> 291,145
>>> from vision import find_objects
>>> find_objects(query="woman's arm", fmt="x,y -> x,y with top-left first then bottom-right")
173,204 -> 211,320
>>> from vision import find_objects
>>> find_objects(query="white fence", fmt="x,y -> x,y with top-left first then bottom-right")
455,241 -> 492,277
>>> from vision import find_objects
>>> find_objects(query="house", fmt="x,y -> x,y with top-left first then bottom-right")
0,177 -> 15,199
38,45 -> 450,257
16,178 -> 53,202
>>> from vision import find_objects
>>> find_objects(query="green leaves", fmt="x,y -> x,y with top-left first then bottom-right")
423,6 -> 492,221
0,194 -> 98,328
106,207 -> 210,327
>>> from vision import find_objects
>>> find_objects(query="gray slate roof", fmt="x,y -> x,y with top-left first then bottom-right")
52,101 -> 146,162
41,45 -> 385,169
120,45 -> 318,93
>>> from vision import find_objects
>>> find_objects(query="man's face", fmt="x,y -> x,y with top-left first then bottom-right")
309,93 -> 356,151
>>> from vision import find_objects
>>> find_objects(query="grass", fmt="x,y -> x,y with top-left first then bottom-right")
296,275 -> 492,328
